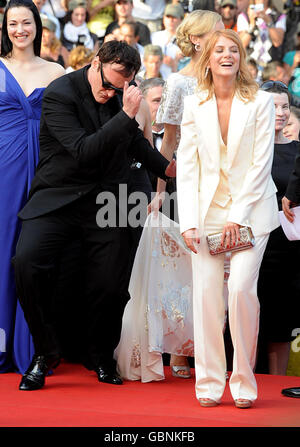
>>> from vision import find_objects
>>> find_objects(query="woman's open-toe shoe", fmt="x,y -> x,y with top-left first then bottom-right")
199,398 -> 219,407
234,399 -> 252,409
171,365 -> 191,379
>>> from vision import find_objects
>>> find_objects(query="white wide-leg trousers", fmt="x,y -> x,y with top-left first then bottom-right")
192,206 -> 269,403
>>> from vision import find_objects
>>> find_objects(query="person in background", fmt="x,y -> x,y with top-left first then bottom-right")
85,0 -> 114,40
177,29 -> 278,408
33,0 -> 61,39
43,0 -> 67,22
283,106 -> 300,141
105,0 -> 150,47
239,0 -> 286,67
246,56 -> 259,81
141,77 -> 165,145
119,20 -> 144,60
139,44 -> 170,80
283,23 -> 300,100
236,0 -> 249,14
151,3 -> 184,74
256,81 -> 300,376
219,0 -> 238,31
148,9 -> 224,379
65,44 -> 94,72
40,15 -> 69,67
104,23 -> 121,42
62,0 -> 99,51
0,0 -> 64,375
132,0 -> 166,33
261,60 -> 290,85
140,77 -> 165,188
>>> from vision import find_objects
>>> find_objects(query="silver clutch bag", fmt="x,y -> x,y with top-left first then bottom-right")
206,226 -> 255,255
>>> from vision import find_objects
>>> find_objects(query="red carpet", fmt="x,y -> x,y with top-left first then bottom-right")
0,362 -> 299,427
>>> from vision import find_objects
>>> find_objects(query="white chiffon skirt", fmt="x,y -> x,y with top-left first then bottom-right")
115,212 -> 194,382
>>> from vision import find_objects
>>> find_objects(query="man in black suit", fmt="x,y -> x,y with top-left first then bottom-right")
281,147 -> 300,399
282,151 -> 300,222
14,41 -> 175,391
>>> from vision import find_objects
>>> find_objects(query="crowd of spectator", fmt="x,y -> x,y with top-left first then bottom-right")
0,0 -> 299,106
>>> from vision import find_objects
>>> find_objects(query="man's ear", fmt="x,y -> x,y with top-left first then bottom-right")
91,56 -> 100,71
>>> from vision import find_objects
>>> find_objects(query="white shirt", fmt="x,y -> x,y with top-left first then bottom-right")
42,0 -> 66,19
132,0 -> 166,21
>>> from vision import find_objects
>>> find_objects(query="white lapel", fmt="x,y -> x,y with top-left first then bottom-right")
227,95 -> 251,169
197,95 -> 220,169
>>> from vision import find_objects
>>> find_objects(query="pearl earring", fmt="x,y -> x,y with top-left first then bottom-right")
195,43 -> 201,52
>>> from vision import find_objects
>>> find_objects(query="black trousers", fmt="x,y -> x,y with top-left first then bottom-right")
14,192 -> 131,370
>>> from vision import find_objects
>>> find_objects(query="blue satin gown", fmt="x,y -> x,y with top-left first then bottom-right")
0,60 -> 44,374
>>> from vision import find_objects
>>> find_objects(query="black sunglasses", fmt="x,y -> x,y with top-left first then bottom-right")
100,63 -> 124,94
260,80 -> 288,90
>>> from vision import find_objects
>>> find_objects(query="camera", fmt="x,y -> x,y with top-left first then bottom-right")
249,3 -> 264,12
178,0 -> 194,13
77,34 -> 86,46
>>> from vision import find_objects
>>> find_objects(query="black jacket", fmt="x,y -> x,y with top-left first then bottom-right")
285,142 -> 300,204
19,65 -> 169,219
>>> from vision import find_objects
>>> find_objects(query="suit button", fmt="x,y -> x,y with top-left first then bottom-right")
78,192 -> 82,196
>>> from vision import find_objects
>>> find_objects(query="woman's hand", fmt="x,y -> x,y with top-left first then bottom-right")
147,192 -> 165,216
182,228 -> 200,254
221,222 -> 241,248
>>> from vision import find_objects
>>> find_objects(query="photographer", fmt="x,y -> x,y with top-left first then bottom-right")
238,0 -> 287,67
62,0 -> 99,51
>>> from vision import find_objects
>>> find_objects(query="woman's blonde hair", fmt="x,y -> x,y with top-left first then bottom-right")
68,45 -> 94,69
176,9 -> 222,58
196,29 -> 259,104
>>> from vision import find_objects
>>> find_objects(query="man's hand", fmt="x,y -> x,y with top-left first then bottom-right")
122,81 -> 143,119
282,196 -> 296,222
165,159 -> 176,177
182,228 -> 200,254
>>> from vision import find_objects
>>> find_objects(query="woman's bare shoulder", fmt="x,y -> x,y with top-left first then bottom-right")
38,58 -> 66,82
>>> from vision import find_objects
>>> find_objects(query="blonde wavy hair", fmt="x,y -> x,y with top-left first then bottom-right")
176,9 -> 222,58
69,45 -> 94,70
196,29 -> 259,104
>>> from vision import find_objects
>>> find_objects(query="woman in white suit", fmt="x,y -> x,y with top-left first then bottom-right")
177,29 -> 279,409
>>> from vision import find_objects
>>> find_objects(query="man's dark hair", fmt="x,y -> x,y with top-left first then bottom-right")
96,40 -> 141,76
122,20 -> 139,38
261,81 -> 292,106
1,0 -> 42,57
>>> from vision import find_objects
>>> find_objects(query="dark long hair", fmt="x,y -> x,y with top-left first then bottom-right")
0,0 -> 42,57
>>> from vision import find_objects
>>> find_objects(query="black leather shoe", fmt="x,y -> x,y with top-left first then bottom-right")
281,387 -> 300,398
19,354 -> 60,391
95,365 -> 123,385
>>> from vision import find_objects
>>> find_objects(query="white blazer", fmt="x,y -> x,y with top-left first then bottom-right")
177,89 -> 280,237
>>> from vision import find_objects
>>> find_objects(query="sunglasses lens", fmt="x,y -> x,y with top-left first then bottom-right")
261,80 -> 288,90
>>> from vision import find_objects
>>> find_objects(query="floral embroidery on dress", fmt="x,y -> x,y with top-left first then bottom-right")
156,73 -> 197,150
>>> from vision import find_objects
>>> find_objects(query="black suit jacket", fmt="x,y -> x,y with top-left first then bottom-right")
285,142 -> 300,203
19,65 -> 169,220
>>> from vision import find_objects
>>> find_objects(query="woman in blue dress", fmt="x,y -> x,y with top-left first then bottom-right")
0,0 -> 64,374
